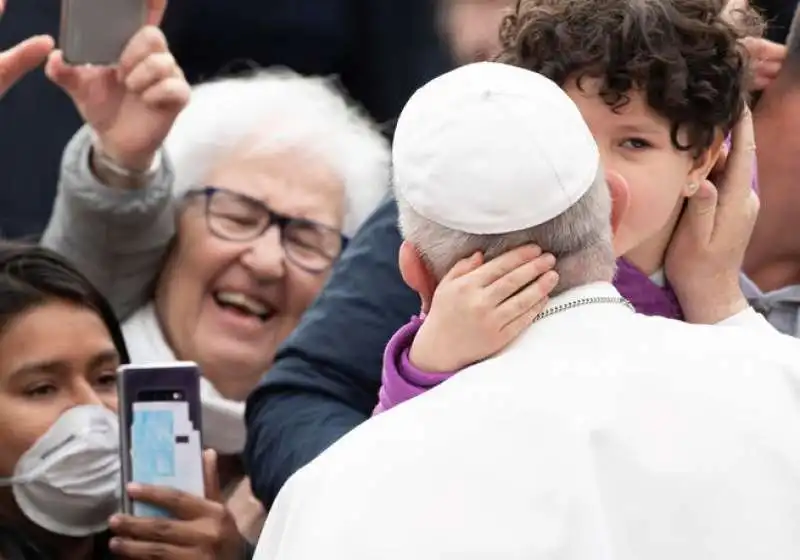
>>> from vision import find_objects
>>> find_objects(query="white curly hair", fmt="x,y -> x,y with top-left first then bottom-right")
164,68 -> 391,237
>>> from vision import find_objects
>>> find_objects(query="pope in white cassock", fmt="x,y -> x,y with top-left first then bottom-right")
254,62 -> 800,560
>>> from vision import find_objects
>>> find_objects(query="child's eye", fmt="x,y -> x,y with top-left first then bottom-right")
621,138 -> 653,149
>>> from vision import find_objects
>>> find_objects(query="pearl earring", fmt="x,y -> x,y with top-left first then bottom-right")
687,182 -> 699,196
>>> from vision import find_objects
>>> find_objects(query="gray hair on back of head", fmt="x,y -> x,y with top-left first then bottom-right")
395,167 -> 616,295
165,68 -> 391,237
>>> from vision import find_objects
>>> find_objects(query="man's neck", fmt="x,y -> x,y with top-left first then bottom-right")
744,85 -> 800,292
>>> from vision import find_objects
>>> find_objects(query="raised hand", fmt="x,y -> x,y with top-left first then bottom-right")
409,245 -> 558,373
0,0 -> 54,97
109,450 -> 246,560
45,0 -> 189,172
665,108 -> 758,324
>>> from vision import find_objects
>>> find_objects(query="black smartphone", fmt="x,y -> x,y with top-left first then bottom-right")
117,362 -> 205,516
59,0 -> 147,65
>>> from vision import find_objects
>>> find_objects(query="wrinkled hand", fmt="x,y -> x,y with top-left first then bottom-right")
665,109 -> 758,324
109,450 -> 246,559
44,0 -> 189,171
742,37 -> 786,92
0,0 -> 54,97
410,245 -> 558,373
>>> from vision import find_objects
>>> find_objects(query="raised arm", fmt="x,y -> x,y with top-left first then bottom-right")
39,2 -> 189,319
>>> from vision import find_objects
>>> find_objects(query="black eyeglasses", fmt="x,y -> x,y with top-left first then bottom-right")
186,186 -> 346,274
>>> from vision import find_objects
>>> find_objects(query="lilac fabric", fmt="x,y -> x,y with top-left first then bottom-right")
374,142 -> 759,415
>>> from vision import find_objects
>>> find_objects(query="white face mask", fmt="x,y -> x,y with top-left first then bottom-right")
0,405 -> 121,537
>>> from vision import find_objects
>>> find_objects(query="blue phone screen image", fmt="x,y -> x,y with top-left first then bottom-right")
131,408 -> 176,518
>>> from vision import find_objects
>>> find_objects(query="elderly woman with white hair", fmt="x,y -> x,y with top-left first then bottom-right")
42,34 -> 388,537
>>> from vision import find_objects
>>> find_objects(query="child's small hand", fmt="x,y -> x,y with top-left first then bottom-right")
409,245 -> 558,373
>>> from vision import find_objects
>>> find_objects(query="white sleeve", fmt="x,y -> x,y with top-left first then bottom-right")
714,306 -> 775,332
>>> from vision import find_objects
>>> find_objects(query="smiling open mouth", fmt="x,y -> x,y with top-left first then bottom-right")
213,291 -> 275,322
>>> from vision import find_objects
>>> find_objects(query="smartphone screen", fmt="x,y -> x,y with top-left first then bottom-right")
119,364 -> 205,516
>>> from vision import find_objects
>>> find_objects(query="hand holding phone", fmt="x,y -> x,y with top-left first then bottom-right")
117,362 -> 205,517
47,11 -> 190,176
108,449 -> 247,558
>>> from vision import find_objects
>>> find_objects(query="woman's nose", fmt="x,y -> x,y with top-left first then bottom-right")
241,225 -> 286,278
71,380 -> 105,407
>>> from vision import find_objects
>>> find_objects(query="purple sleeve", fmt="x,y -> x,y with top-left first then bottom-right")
373,315 -> 456,415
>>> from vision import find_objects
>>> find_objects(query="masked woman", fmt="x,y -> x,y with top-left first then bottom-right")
0,244 -> 249,559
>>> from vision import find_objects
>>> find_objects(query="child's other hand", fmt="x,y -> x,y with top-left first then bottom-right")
409,245 -> 558,373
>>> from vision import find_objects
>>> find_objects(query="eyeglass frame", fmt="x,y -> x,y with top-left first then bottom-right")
184,186 -> 347,274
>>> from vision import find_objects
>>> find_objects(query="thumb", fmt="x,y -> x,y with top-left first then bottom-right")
202,449 -> 223,503
441,252 -> 484,282
681,180 -> 718,244
44,50 -> 82,95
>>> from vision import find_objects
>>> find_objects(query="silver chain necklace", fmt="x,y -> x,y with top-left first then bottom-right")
533,296 -> 634,323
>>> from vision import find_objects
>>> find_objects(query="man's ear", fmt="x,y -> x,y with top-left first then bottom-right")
606,170 -> 630,235
398,241 -> 437,313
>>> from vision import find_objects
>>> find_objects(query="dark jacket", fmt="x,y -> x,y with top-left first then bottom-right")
0,0 -> 450,239
0,527 -> 256,559
244,197 -> 418,506
0,529 -> 114,560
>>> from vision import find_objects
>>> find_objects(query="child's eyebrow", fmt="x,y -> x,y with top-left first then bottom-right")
614,123 -> 666,136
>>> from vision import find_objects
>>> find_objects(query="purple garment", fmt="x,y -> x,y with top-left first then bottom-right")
614,259 -> 684,320
374,315 -> 452,415
374,140 -> 760,415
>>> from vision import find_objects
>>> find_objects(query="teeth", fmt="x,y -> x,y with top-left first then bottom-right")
215,291 -> 269,317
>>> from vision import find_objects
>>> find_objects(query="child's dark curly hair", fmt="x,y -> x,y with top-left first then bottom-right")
497,0 -> 764,157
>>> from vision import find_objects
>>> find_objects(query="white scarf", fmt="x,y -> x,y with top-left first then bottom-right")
122,303 -> 247,455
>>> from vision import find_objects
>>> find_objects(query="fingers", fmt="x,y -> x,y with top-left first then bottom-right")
742,37 -> 786,65
109,537 -> 192,560
119,26 -> 169,80
470,245 -> 542,287
488,252 -> 555,305
718,106 -> 756,207
681,180 -> 718,245
109,514 -> 199,546
752,59 -> 782,90
125,51 -> 179,93
0,35 -> 55,95
117,26 -> 189,110
497,270 -> 559,327
146,0 -> 168,26
126,483 -> 210,520
202,449 -> 222,503
441,252 -> 484,282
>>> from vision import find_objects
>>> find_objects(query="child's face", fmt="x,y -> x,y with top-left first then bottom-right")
564,78 -> 712,263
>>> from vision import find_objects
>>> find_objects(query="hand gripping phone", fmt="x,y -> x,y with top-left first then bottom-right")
117,362 -> 205,517
59,0 -> 147,65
